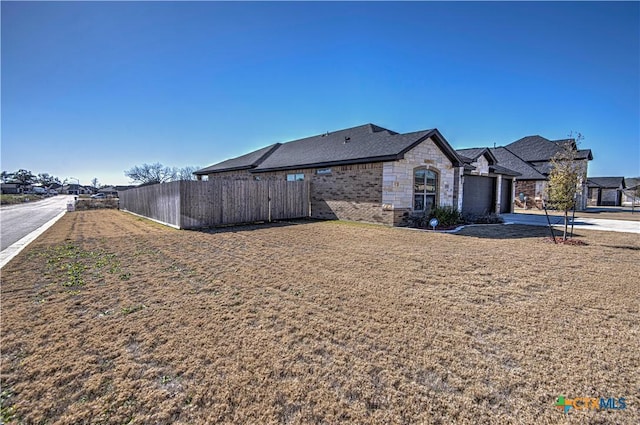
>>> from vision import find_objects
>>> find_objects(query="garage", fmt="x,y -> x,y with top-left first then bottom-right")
462,175 -> 496,215
500,178 -> 512,213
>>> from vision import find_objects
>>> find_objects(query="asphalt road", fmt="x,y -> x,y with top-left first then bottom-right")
0,195 -> 74,251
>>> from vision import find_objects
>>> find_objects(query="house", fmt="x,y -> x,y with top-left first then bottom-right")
62,184 -> 92,195
98,186 -> 119,197
1,182 -> 26,194
195,123 -> 518,226
461,135 -> 593,210
196,124 -> 462,225
503,136 -> 592,210
622,177 -> 639,207
455,148 -> 520,215
586,177 -> 625,206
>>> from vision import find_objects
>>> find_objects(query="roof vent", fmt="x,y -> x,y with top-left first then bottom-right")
344,137 -> 351,143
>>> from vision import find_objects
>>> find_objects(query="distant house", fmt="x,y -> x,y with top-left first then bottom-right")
195,123 -> 519,226
586,177 -> 625,206
1,182 -> 27,194
461,135 -> 593,210
62,184 -> 92,195
98,186 -> 119,197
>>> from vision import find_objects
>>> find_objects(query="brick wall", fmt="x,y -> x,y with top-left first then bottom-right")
515,180 -> 538,208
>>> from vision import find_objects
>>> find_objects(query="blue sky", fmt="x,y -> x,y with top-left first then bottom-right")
2,1 -> 639,186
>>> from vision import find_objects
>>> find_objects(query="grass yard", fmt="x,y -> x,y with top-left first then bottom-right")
1,210 -> 638,424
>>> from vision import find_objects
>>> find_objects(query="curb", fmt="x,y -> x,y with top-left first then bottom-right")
0,210 -> 67,270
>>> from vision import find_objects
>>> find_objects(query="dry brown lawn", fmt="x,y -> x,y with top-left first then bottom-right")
1,210 -> 638,424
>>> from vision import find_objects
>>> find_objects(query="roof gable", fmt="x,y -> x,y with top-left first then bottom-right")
455,147 -> 497,165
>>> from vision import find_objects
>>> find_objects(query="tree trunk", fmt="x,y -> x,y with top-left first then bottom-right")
563,210 -> 568,241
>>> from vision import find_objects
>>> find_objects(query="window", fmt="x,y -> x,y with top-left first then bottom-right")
414,168 -> 438,211
286,173 -> 304,181
316,168 -> 332,175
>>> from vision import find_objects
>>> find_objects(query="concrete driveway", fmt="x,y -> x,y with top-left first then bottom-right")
502,213 -> 640,234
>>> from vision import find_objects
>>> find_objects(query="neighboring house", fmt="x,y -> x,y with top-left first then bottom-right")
586,177 -> 625,206
455,148 -> 520,215
195,123 -> 518,226
622,177 -> 640,207
502,136 -> 592,210
1,182 -> 28,194
62,184 -> 92,195
461,135 -> 593,210
98,186 -> 119,197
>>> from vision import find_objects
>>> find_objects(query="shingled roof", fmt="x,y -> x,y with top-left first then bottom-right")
456,148 -> 497,165
196,124 -> 463,175
506,135 -> 593,162
194,143 -> 280,175
489,147 -> 548,180
586,177 -> 625,189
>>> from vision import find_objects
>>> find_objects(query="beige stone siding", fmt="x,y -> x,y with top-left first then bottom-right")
382,137 -> 456,212
469,156 -> 490,175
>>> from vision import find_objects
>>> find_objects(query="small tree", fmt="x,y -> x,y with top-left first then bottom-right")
91,177 -> 100,189
546,133 -> 585,240
124,163 -> 177,185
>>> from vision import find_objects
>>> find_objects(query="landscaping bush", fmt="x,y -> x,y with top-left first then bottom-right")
408,206 -> 464,228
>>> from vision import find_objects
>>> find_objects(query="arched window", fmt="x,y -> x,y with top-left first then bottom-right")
414,168 -> 438,211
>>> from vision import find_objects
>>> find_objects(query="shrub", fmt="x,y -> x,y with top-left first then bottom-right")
408,206 -> 464,228
429,206 -> 464,227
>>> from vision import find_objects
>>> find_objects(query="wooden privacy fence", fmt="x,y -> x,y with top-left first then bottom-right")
118,180 -> 310,229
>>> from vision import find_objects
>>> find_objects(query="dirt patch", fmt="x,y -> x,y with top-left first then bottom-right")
1,211 -> 638,424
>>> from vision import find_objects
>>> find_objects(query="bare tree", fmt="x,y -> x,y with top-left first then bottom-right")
176,166 -> 200,181
124,163 -> 177,185
546,133 -> 586,240
91,177 -> 100,189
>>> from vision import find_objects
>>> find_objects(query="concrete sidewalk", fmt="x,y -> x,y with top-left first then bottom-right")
502,213 -> 640,234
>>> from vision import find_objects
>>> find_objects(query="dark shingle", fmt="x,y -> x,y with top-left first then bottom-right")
455,147 -> 496,165
507,135 -> 593,162
197,124 -> 463,174
195,143 -> 280,175
489,147 -> 547,180
586,177 -> 625,189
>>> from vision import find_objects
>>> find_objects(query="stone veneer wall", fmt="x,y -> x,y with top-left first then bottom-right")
470,156 -> 490,175
382,137 -> 456,224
